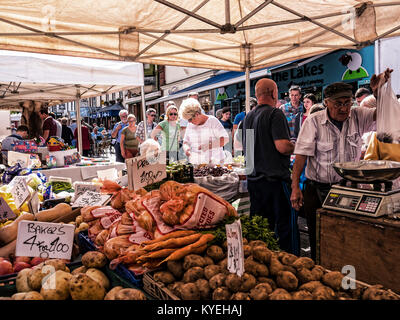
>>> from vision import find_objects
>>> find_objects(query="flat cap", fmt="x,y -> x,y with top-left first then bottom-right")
324,82 -> 353,100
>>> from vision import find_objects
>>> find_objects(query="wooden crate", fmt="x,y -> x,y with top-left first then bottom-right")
143,272 -> 180,300
317,208 -> 400,294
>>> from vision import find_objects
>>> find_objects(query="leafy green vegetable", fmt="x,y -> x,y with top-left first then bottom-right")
204,214 -> 280,251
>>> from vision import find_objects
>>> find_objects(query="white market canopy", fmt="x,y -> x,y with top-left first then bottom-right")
0,0 -> 400,72
0,50 -> 144,107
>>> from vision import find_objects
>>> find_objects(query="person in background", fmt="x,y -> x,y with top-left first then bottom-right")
74,120 -> 91,157
219,107 -> 233,154
242,78 -> 298,254
180,93 -> 205,139
1,125 -> 29,164
120,114 -> 140,159
181,98 -> 229,165
97,123 -> 105,133
39,107 -> 57,142
61,117 -> 74,145
355,87 -> 371,106
136,108 -> 158,143
151,104 -> 181,162
293,93 -> 318,142
10,124 -> 16,135
280,85 -> 304,140
111,109 -> 129,162
233,97 -> 258,139
233,99 -> 258,156
49,112 -> 62,138
215,108 -> 223,120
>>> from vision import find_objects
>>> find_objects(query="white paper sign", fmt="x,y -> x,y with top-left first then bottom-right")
10,178 -> 30,209
0,196 -> 17,221
8,151 -> 30,167
226,219 -> 245,277
16,220 -> 75,259
127,152 -> 167,190
28,191 -> 40,214
74,182 -> 101,198
97,168 -> 119,181
72,190 -> 111,208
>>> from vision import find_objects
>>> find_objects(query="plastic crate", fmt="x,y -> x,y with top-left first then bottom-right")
143,272 -> 180,300
0,273 -> 17,297
77,231 -> 143,288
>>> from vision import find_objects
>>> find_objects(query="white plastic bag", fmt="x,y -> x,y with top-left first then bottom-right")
377,79 -> 400,144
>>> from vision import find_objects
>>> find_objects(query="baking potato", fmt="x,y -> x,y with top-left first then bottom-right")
167,281 -> 184,299
292,257 -> 315,271
203,255 -> 214,266
153,271 -> 176,285
243,245 -> 252,257
239,273 -> 257,292
268,288 -> 292,300
292,290 -> 313,300
231,292 -> 251,300
69,273 -> 106,300
299,281 -> 324,293
225,273 -> 242,293
180,283 -> 200,300
322,271 -> 344,291
276,271 -> 298,291
218,258 -> 230,274
104,286 -> 123,300
86,268 -> 110,290
312,285 -> 336,300
269,257 -> 285,276
71,265 -> 87,276
206,245 -> 225,262
195,279 -> 210,300
204,265 -> 221,280
249,240 -> 267,248
183,254 -> 206,270
244,260 -> 258,276
115,288 -> 147,300
250,283 -> 272,300
252,246 -> 272,265
28,267 -> 49,291
43,259 -> 68,272
40,270 -> 72,300
212,287 -> 231,300
12,291 -> 44,300
183,267 -> 204,283
209,273 -> 227,290
81,251 -> 107,268
310,265 -> 325,281
279,252 -> 298,266
16,268 -> 33,293
297,268 -> 315,284
167,260 -> 184,279
257,277 -> 277,291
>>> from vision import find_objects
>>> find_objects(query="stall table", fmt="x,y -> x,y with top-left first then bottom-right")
316,208 -> 400,293
36,162 -> 126,183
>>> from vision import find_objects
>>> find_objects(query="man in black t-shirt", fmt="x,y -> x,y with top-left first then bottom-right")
242,78 -> 299,255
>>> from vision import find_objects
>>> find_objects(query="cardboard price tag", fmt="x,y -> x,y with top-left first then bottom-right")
0,196 -> 17,222
16,220 -> 75,259
226,219 -> 245,277
7,151 -> 30,167
10,177 -> 30,209
72,190 -> 111,208
73,182 -> 101,198
126,152 -> 167,190
28,191 -> 40,215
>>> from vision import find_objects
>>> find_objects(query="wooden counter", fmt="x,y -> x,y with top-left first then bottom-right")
317,208 -> 400,293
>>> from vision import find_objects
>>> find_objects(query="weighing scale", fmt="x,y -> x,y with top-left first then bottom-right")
322,160 -> 400,217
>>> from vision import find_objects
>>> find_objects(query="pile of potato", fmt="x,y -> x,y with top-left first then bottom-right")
1,251 -> 146,300
150,239 -> 400,300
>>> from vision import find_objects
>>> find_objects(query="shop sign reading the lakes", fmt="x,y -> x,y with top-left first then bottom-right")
271,64 -> 324,82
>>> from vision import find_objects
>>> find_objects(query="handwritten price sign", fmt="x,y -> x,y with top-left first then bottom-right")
72,190 -> 111,208
10,177 -> 30,209
0,197 -> 16,222
226,219 -> 245,277
16,220 -> 75,259
126,152 -> 167,190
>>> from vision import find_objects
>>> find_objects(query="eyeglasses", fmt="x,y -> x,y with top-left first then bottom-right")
149,114 -> 156,117
329,99 -> 353,109
169,113 -> 178,116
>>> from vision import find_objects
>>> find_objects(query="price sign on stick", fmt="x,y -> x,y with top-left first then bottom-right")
226,219 -> 245,277
10,177 -> 30,209
16,220 -> 75,260
0,196 -> 16,222
72,190 -> 111,208
126,152 -> 167,190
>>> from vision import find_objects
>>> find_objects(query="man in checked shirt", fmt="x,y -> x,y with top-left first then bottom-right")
280,85 -> 304,141
290,68 -> 393,261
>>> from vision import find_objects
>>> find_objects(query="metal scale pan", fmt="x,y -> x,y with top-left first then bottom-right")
332,160 -> 400,183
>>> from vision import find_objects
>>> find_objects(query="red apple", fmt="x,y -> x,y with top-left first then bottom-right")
30,257 -> 46,266
13,262 -> 31,273
0,259 -> 13,275
14,256 -> 31,264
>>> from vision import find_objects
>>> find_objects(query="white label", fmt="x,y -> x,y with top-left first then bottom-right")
0,196 -> 17,221
11,178 -> 30,209
226,219 -> 245,277
16,220 -> 75,260
72,190 -> 111,208
74,182 -> 101,198
97,168 -> 119,181
126,152 -> 167,190
28,191 -> 40,215
8,151 -> 30,167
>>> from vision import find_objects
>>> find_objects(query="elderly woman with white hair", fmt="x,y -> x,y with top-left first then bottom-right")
180,98 -> 229,165
150,103 -> 181,162
111,109 -> 129,162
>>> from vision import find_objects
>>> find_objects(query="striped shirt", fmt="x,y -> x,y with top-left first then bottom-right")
280,102 -> 304,139
294,107 -> 375,184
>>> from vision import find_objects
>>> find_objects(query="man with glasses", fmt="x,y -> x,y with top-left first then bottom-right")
111,109 -> 129,162
290,72 -> 391,260
136,108 -> 158,143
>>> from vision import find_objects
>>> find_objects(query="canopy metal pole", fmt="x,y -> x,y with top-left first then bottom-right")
75,87 -> 83,155
245,45 -> 251,113
141,86 -> 147,139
